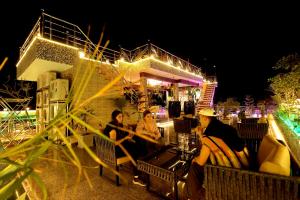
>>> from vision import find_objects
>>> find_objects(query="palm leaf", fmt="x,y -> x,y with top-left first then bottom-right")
30,172 -> 47,200
16,192 -> 27,200
0,168 -> 32,199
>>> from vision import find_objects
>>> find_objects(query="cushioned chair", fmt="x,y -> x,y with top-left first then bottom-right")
95,135 -> 131,186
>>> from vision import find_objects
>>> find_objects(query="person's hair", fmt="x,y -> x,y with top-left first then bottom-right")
143,110 -> 151,118
111,109 -> 122,122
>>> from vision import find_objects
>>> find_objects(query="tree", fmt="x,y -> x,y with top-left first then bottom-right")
269,54 -> 300,113
273,53 -> 300,71
244,95 -> 255,115
217,97 -> 240,117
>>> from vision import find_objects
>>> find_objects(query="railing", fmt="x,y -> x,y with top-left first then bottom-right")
19,12 -> 216,105
120,43 -> 203,77
19,17 -> 41,58
205,76 -> 217,83
19,11 -> 210,82
18,12 -> 140,104
274,114 -> 300,168
19,11 -> 120,63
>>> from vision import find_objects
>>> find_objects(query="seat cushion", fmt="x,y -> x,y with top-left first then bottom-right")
257,134 -> 280,166
258,136 -> 290,176
259,146 -> 291,176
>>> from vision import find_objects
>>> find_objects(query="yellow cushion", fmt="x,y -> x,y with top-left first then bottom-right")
257,134 -> 280,166
259,139 -> 290,176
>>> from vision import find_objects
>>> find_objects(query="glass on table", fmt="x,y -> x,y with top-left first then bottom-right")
184,134 -> 189,151
178,133 -> 185,151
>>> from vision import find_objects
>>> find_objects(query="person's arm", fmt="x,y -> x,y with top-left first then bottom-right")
153,123 -> 161,140
109,129 -> 117,141
193,145 -> 211,166
136,120 -> 145,135
137,120 -> 154,137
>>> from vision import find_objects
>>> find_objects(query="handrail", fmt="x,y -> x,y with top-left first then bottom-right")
19,12 -> 120,63
18,11 -> 216,89
120,43 -> 203,77
151,43 -> 200,72
19,17 -> 41,57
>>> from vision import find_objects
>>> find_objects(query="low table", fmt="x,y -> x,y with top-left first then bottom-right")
137,146 -> 196,200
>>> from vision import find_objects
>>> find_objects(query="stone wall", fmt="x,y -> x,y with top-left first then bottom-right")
61,59 -> 138,130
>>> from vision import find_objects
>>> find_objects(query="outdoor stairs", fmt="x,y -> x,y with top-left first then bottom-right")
96,60 -> 139,105
196,83 -> 217,112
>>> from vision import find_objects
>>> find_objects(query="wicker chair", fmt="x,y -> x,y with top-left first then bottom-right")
237,122 -> 269,154
95,135 -> 131,186
204,134 -> 300,200
204,164 -> 300,200
241,118 -> 259,124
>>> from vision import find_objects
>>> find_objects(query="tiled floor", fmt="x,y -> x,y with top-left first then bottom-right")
33,145 -> 162,200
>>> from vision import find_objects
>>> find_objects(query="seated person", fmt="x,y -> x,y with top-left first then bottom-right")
257,111 -> 268,123
136,110 -> 162,156
186,108 -> 249,200
136,110 -> 161,140
103,109 -> 146,186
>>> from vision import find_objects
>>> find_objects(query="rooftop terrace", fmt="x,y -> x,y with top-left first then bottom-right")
17,12 -> 215,82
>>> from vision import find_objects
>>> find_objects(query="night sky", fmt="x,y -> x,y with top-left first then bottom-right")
1,1 -> 300,103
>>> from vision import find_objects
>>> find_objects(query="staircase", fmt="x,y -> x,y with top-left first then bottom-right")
96,61 -> 139,104
196,83 -> 217,112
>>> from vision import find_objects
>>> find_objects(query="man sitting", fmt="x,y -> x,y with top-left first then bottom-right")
186,108 -> 249,200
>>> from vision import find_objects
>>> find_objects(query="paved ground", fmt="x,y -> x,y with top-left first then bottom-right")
33,145 -> 163,200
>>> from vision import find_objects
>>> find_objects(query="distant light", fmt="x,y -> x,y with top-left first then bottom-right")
120,57 -> 124,61
3,108 -> 8,111
79,51 -> 85,58
148,78 -> 162,86
106,59 -> 110,64
156,121 -> 173,128
26,107 -> 30,111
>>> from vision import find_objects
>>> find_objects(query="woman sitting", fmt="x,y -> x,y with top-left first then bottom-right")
103,109 -> 146,186
136,110 -> 163,157
136,110 -> 161,140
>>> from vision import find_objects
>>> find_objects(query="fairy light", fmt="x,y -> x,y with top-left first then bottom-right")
17,35 -> 79,67
16,32 -> 216,85
118,57 -> 205,79
79,51 -> 85,58
16,37 -> 38,67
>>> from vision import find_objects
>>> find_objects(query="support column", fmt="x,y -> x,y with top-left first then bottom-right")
138,77 -> 148,112
173,83 -> 179,101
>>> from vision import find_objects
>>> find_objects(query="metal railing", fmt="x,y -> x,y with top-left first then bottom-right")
19,11 -> 209,81
120,43 -> 203,76
205,76 -> 218,83
19,17 -> 41,58
20,12 -> 217,106
19,11 -> 140,104
19,11 -> 120,63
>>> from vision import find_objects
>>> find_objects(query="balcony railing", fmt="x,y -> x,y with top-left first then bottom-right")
120,43 -> 203,77
19,12 -> 216,82
19,11 -> 119,63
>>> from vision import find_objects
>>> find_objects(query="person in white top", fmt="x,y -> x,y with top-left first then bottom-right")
136,110 -> 161,140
